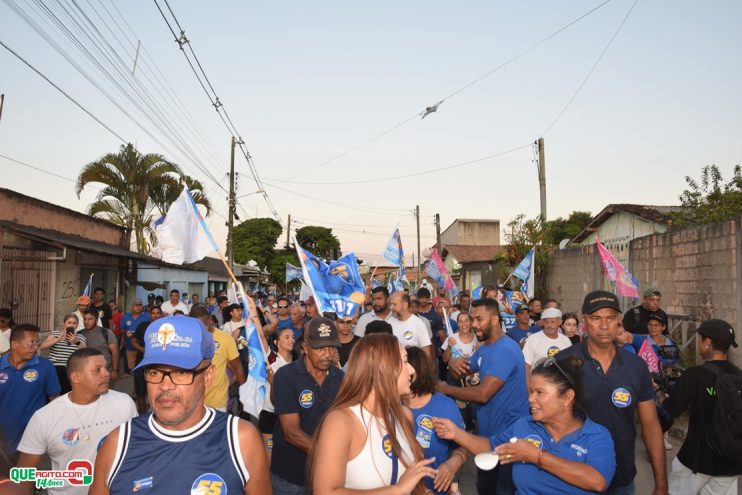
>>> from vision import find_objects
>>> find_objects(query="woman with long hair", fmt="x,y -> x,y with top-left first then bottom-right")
561,313 -> 581,345
433,356 -> 616,494
309,334 -> 437,494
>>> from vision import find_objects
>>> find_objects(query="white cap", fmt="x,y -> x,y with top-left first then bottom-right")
541,307 -> 562,319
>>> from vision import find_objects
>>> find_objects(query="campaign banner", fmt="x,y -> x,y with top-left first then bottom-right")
595,240 -> 640,298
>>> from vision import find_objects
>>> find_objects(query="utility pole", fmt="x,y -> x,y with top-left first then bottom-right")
537,137 -> 547,221
227,137 -> 236,267
435,213 -> 442,255
285,214 -> 291,248
415,205 -> 421,285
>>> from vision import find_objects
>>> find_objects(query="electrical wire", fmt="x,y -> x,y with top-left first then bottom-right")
542,0 -> 640,135
263,183 -> 411,216
0,39 -> 126,143
263,142 -> 532,186
273,0 -> 615,183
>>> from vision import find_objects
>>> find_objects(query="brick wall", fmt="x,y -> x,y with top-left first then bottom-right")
547,216 -> 742,366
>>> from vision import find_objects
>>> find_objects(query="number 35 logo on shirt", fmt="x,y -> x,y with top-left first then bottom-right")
611,387 -> 632,408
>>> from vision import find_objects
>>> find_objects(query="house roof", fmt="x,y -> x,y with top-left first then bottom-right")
0,220 -> 154,261
442,244 -> 505,263
569,204 -> 682,245
187,257 -> 269,281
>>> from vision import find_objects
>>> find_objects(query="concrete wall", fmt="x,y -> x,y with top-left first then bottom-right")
0,189 -> 126,247
547,217 -> 742,366
441,220 -> 500,246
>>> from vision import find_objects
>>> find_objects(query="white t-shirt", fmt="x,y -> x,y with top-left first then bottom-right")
222,320 -> 245,335
353,310 -> 394,337
263,352 -> 291,413
389,315 -> 432,349
160,300 -> 188,316
0,331 -> 9,354
522,331 -> 573,366
441,332 -> 477,357
17,390 -> 138,495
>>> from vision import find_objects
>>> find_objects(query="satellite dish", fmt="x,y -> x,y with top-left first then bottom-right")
559,239 -> 570,249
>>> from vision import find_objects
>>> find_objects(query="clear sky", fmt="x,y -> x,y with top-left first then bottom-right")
1,0 -> 740,266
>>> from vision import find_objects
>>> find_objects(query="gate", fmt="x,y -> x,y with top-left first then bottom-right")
0,247 -> 54,330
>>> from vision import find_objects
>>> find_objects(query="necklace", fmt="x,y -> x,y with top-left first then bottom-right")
69,395 -> 101,442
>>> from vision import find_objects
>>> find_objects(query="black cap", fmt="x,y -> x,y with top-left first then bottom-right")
515,305 -> 530,314
306,317 -> 341,349
417,288 -> 431,299
698,319 -> 738,348
647,313 -> 666,325
582,290 -> 621,314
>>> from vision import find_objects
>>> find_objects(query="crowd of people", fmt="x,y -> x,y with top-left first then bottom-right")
0,283 -> 740,495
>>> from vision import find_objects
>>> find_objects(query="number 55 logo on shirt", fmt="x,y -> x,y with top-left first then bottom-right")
191,473 -> 225,495
611,388 -> 632,408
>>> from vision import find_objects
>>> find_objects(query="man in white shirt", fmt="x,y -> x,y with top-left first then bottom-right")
160,289 -> 188,316
354,286 -> 394,337
16,348 -> 138,495
522,307 -> 572,386
388,292 -> 434,360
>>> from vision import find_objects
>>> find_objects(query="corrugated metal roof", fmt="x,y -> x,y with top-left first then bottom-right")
568,204 -> 682,245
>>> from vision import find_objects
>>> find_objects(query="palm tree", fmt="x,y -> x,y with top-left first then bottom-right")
75,143 -> 211,254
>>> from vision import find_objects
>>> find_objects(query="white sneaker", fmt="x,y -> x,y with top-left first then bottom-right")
664,432 -> 672,450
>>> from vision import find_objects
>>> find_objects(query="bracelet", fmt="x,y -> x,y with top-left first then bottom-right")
536,449 -> 544,469
453,450 -> 467,464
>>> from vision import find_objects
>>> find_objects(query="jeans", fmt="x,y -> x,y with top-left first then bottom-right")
272,474 -> 307,495
604,481 -> 635,495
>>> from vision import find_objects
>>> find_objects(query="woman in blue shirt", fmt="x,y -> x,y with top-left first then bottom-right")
626,314 -> 679,367
433,355 -> 615,494
406,346 -> 469,495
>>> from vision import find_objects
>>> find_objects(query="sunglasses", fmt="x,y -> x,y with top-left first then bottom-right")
538,357 -> 576,389
277,305 -> 289,309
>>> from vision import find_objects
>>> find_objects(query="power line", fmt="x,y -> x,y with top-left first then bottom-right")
264,183 -> 411,216
152,0 -> 281,221
263,142 -> 532,186
0,39 -> 126,143
542,0 -> 639,135
273,0 -> 615,183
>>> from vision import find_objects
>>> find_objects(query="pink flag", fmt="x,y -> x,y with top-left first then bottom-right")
428,250 -> 455,291
595,240 -> 639,298
637,338 -> 660,373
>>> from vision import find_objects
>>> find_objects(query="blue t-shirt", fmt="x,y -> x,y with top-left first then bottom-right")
0,354 -> 61,452
468,336 -> 529,437
490,416 -> 616,495
507,325 -> 539,346
122,312 -> 150,350
411,393 -> 464,495
630,335 -> 678,367
277,317 -> 303,340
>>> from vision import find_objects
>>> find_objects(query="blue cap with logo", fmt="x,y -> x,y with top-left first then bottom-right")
133,316 -> 215,370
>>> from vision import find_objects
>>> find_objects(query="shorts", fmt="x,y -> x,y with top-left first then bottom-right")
258,410 -> 277,434
668,457 -> 738,495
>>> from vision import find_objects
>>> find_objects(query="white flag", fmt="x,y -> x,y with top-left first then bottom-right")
153,188 -> 217,264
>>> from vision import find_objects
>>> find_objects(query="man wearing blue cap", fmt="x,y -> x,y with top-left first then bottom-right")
90,316 -> 270,494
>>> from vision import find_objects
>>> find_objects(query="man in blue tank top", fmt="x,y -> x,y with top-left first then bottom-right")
90,316 -> 271,495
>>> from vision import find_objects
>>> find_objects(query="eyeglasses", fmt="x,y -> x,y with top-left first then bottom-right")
277,305 -> 289,309
21,340 -> 41,348
538,357 -> 576,389
143,366 -> 210,385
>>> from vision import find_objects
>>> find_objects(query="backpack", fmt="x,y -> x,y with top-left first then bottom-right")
702,362 -> 742,463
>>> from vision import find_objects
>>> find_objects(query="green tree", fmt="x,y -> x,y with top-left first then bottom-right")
75,143 -> 211,254
295,226 -> 340,259
544,211 -> 592,245
671,164 -> 742,229
269,248 -> 301,289
494,214 -> 551,298
233,217 -> 283,268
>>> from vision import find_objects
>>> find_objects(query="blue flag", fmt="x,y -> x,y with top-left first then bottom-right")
295,241 -> 366,318
388,274 -> 404,294
511,249 -> 535,299
81,273 -> 94,297
471,285 -> 483,300
286,263 -> 304,282
383,228 -> 407,281
236,283 -> 267,419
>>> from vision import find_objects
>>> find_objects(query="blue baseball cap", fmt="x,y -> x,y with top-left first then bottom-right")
133,316 -> 215,370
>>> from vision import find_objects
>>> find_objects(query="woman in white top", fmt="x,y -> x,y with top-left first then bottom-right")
258,326 -> 294,462
310,333 -> 437,495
